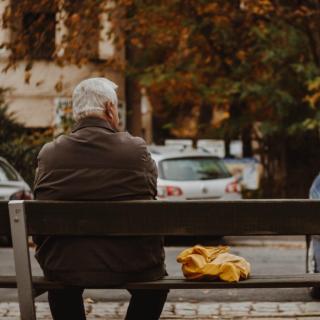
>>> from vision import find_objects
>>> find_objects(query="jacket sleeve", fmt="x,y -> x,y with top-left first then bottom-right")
33,143 -> 50,200
33,151 -> 43,199
138,140 -> 158,199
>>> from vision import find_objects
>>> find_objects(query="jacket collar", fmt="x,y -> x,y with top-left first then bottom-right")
72,116 -> 117,133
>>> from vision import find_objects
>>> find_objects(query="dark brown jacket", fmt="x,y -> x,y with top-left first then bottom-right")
33,116 -> 166,286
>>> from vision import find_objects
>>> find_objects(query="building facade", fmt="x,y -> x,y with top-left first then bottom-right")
0,0 -> 125,129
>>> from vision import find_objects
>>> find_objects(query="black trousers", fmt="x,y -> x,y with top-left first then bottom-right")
48,288 -> 169,320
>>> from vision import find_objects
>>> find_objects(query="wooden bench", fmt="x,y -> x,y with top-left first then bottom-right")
0,201 -> 16,289
8,199 -> 320,320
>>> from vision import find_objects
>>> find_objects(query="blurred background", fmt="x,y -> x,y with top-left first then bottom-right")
1,0 -> 320,199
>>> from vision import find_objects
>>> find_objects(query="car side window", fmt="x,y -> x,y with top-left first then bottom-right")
0,161 -> 19,182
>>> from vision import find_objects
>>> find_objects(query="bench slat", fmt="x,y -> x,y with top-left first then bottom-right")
21,200 -> 320,236
28,274 -> 320,290
3,274 -> 320,290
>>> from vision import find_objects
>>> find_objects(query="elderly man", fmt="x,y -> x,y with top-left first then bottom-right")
33,78 -> 168,320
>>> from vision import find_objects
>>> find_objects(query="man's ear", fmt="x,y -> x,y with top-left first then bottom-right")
105,102 -> 114,120
107,110 -> 113,119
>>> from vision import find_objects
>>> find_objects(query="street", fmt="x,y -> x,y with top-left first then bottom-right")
0,236 -> 312,303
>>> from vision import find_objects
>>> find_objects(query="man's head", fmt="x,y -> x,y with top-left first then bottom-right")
72,77 -> 119,129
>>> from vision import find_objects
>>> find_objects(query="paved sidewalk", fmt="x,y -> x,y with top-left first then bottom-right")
1,301 -> 320,319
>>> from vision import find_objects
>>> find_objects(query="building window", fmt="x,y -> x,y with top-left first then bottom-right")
22,12 -> 55,60
10,0 -> 57,60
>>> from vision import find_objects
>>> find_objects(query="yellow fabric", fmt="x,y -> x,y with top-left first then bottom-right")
177,245 -> 251,282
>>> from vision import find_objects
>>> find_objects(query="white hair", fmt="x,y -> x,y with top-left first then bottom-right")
72,77 -> 118,122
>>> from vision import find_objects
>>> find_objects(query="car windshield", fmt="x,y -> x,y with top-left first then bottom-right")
159,157 -> 232,181
0,161 -> 20,182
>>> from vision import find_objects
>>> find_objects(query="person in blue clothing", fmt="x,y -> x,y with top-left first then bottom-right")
309,173 -> 320,298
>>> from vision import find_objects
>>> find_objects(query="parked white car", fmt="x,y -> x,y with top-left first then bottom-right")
148,146 -> 242,200
0,157 -> 33,245
0,157 -> 33,201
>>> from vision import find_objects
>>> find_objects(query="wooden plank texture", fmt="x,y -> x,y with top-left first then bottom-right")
20,200 -> 320,236
3,274 -> 320,290
0,201 -> 10,235
30,274 -> 320,290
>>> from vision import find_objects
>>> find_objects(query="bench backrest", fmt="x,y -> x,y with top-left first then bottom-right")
0,201 -> 10,236
8,199 -> 320,236
7,199 -> 320,320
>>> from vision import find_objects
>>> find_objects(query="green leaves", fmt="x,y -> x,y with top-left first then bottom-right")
0,89 -> 52,187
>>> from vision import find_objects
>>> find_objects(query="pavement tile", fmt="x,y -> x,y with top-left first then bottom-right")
278,302 -> 302,316
197,303 -> 220,315
163,302 -> 175,316
0,303 -> 8,317
223,302 -> 251,313
221,303 -> 250,316
300,301 -> 320,313
251,302 -> 279,310
4,301 -> 320,319
174,302 -> 197,316
115,302 -> 128,316
249,302 -> 281,317
5,303 -> 19,317
90,302 -> 120,316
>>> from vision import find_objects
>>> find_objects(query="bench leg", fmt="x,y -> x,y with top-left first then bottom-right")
9,201 -> 36,320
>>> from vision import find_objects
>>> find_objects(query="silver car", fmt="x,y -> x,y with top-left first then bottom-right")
0,157 -> 32,245
149,146 -> 242,200
0,157 -> 33,200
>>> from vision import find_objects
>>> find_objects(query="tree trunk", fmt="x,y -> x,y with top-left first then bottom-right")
242,125 -> 253,158
264,135 -> 287,198
125,76 -> 142,137
278,137 -> 287,198
124,20 -> 142,137
197,102 -> 213,138
224,137 -> 231,158
306,1 -> 320,67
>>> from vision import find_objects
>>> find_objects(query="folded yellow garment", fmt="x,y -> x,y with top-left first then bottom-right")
177,245 -> 251,282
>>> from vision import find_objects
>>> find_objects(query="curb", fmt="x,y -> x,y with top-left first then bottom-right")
227,240 -> 305,249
